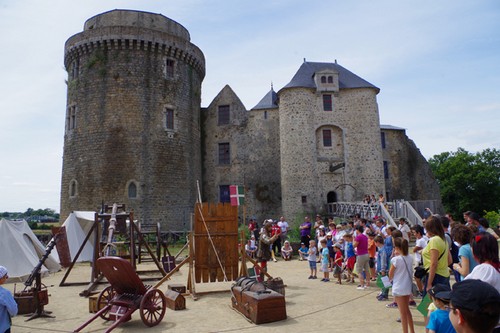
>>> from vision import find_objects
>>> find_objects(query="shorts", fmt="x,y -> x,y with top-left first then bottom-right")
309,260 -> 317,269
346,256 -> 356,270
321,262 -> 329,272
369,257 -> 375,269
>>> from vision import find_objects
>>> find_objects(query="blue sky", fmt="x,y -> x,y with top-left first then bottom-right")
0,1 -> 499,212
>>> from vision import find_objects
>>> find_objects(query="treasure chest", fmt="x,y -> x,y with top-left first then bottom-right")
231,285 -> 286,324
14,289 -> 49,315
164,289 -> 186,310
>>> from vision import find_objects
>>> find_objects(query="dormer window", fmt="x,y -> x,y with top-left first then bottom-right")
315,70 -> 339,92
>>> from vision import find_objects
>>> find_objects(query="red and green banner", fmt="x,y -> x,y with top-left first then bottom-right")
230,185 -> 245,206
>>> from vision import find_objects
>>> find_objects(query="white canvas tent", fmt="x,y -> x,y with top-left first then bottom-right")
61,211 -> 97,262
0,218 -> 61,282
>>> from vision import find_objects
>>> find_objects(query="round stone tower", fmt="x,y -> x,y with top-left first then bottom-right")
61,10 -> 205,229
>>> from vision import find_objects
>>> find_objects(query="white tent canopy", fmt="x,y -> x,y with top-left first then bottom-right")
0,218 -> 61,282
61,211 -> 97,262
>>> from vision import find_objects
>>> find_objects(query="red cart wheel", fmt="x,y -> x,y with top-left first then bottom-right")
139,288 -> 166,327
97,286 -> 116,321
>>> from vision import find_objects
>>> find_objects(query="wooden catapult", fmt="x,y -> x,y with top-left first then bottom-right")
59,203 -> 166,296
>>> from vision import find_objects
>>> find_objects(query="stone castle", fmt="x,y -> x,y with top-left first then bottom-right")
60,10 -> 440,229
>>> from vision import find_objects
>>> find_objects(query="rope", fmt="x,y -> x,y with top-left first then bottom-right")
195,180 -> 229,282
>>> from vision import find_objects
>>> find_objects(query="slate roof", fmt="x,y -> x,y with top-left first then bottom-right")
280,61 -> 379,93
252,87 -> 278,110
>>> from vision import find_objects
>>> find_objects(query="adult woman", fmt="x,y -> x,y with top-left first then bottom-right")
451,224 -> 478,280
465,231 -> 500,291
421,216 -> 452,295
256,221 -> 279,281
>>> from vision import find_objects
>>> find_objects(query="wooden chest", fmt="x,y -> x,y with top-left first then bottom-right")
164,289 -> 186,310
231,286 -> 286,324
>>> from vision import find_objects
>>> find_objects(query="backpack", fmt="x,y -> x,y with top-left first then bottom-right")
445,232 -> 460,264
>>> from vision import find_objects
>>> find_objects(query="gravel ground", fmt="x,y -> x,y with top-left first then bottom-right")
6,258 -> 426,332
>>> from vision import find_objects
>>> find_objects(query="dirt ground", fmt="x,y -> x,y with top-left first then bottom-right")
6,257 -> 427,333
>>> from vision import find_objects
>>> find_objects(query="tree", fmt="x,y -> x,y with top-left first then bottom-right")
429,148 -> 500,222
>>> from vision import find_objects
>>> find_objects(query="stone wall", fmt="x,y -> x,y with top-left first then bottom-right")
201,86 -> 282,223
278,86 -> 385,220
382,129 -> 441,201
60,10 -> 205,230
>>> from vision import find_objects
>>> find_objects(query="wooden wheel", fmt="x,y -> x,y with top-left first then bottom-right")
97,286 -> 115,321
139,288 -> 166,327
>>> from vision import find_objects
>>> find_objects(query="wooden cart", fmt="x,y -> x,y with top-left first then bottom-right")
74,257 -> 166,333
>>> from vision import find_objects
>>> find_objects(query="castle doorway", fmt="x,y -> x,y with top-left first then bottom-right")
327,191 -> 337,203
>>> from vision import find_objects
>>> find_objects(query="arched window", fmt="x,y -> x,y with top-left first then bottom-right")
128,182 -> 137,199
321,76 -> 327,83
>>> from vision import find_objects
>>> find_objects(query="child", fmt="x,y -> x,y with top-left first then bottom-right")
389,237 -> 415,333
307,240 -> 317,279
375,235 -> 390,301
298,242 -> 309,261
368,231 -> 377,281
426,284 -> 455,333
332,243 -> 343,284
0,266 -> 18,333
245,239 -> 256,258
320,239 -> 330,282
281,240 -> 293,261
343,233 -> 356,283
317,228 -> 327,263
326,232 -> 334,269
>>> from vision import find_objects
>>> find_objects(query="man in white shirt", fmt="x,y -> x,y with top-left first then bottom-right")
277,216 -> 289,244
398,217 -> 411,242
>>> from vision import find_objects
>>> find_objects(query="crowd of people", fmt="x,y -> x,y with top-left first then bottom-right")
249,211 -> 500,333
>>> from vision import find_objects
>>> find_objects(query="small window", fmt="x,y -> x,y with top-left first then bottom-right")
66,105 -> 77,132
264,111 -> 268,120
71,59 -> 79,79
383,161 -> 389,179
301,196 -> 307,204
323,94 -> 333,111
327,76 -> 333,83
219,185 -> 230,203
323,129 -> 332,147
128,182 -> 137,198
321,76 -> 327,83
218,105 -> 230,125
165,108 -> 174,130
218,143 -> 230,165
381,132 -> 386,149
165,59 -> 175,78
69,180 -> 77,197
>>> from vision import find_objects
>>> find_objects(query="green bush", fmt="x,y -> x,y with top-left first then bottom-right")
483,210 -> 500,229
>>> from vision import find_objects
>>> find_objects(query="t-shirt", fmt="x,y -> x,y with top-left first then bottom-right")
278,221 -> 289,234
334,250 -> 343,267
391,255 -> 413,296
465,263 -> 500,292
0,285 -> 18,333
300,222 -> 311,237
354,233 -> 368,255
321,247 -> 329,264
345,242 -> 355,258
426,308 -> 455,333
422,236 -> 450,278
398,223 -> 411,242
414,237 -> 428,265
308,246 -> 317,262
457,243 -> 478,280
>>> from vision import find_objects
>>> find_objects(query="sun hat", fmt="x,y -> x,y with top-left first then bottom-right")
0,266 -> 8,279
